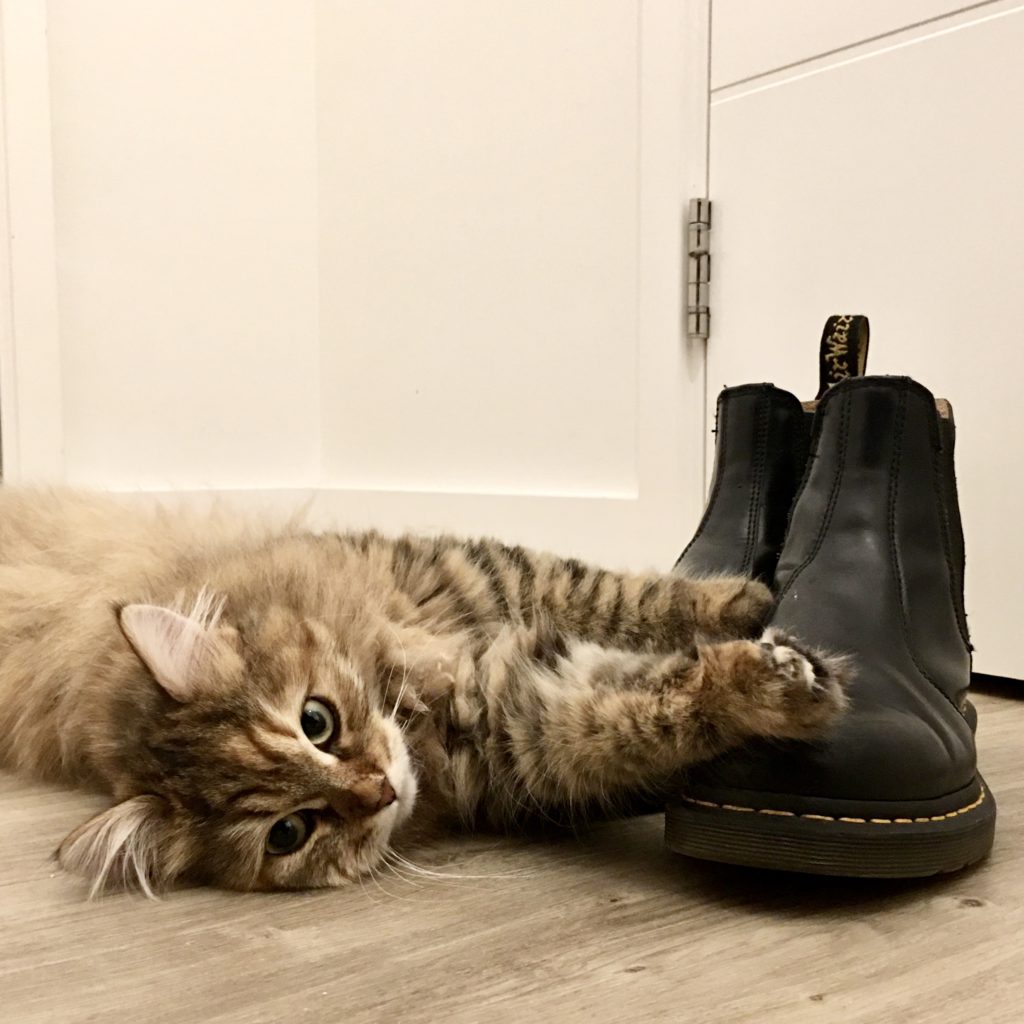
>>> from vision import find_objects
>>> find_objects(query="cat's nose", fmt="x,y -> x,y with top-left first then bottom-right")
328,775 -> 397,819
377,778 -> 397,810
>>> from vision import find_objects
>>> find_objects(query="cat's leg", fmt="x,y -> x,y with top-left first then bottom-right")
461,621 -> 848,829
460,539 -> 773,649
383,534 -> 769,649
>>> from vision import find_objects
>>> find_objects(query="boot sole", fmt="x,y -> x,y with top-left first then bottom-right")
665,778 -> 995,878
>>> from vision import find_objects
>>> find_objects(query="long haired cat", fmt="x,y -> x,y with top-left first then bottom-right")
0,490 -> 848,895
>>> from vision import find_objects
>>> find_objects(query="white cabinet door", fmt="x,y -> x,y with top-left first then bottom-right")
711,0 -> 971,88
0,0 -> 710,571
707,3 -> 1024,677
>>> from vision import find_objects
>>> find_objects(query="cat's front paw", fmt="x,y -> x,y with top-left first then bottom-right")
753,628 -> 850,739
692,576 -> 774,638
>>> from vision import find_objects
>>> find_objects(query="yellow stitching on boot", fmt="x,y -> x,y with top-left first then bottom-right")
679,787 -> 986,825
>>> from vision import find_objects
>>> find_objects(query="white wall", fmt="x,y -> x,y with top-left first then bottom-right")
1,1 -> 709,569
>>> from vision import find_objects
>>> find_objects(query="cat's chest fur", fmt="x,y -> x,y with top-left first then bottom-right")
378,629 -> 495,831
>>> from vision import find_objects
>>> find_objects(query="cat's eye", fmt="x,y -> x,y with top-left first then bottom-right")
300,697 -> 337,747
266,812 -> 312,856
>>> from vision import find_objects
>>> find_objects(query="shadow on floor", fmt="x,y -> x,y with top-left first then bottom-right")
567,811 -> 988,920
972,672 -> 1024,699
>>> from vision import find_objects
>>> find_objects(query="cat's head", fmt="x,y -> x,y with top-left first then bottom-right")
56,592 -> 417,895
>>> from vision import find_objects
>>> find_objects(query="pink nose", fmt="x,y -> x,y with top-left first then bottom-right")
377,778 -> 397,810
328,776 -> 397,819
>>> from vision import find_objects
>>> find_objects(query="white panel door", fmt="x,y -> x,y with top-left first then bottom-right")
707,2 -> 1024,676
0,0 -> 711,570
711,0 -> 973,88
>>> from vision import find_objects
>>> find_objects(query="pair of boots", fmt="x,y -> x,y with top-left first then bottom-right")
666,317 -> 995,878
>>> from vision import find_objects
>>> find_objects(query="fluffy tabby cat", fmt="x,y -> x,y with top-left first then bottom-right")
0,490 -> 848,895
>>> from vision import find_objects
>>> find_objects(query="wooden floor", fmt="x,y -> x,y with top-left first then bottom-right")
3,683 -> 1022,1024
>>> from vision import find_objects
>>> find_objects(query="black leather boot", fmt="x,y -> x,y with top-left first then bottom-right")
665,376 -> 995,877
675,315 -> 869,584
674,384 -> 809,583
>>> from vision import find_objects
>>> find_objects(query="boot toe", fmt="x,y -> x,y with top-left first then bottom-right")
684,690 -> 978,819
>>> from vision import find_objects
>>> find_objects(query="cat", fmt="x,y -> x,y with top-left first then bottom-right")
0,489 -> 849,895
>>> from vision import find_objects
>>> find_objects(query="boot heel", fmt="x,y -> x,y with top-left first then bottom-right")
666,780 -> 996,878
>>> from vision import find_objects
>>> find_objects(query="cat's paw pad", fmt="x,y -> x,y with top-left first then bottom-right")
759,628 -> 832,690
756,628 -> 850,735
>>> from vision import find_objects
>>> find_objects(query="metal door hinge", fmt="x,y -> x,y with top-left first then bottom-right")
687,197 -> 711,341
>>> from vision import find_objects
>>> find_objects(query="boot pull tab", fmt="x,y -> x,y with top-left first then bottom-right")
816,314 -> 870,399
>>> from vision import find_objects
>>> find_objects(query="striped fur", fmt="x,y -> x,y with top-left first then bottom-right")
0,490 -> 849,895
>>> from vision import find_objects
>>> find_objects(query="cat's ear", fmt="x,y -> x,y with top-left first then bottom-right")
55,796 -> 188,899
119,590 -> 226,701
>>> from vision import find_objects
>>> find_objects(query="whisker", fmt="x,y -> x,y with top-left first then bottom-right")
365,859 -> 418,902
383,623 -> 411,722
386,848 -> 529,882
355,870 -> 384,907
383,657 -> 398,711
392,675 -> 410,722
378,857 -> 436,896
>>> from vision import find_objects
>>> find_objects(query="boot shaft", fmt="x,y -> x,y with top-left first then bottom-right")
676,384 -> 809,583
775,376 -> 971,706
